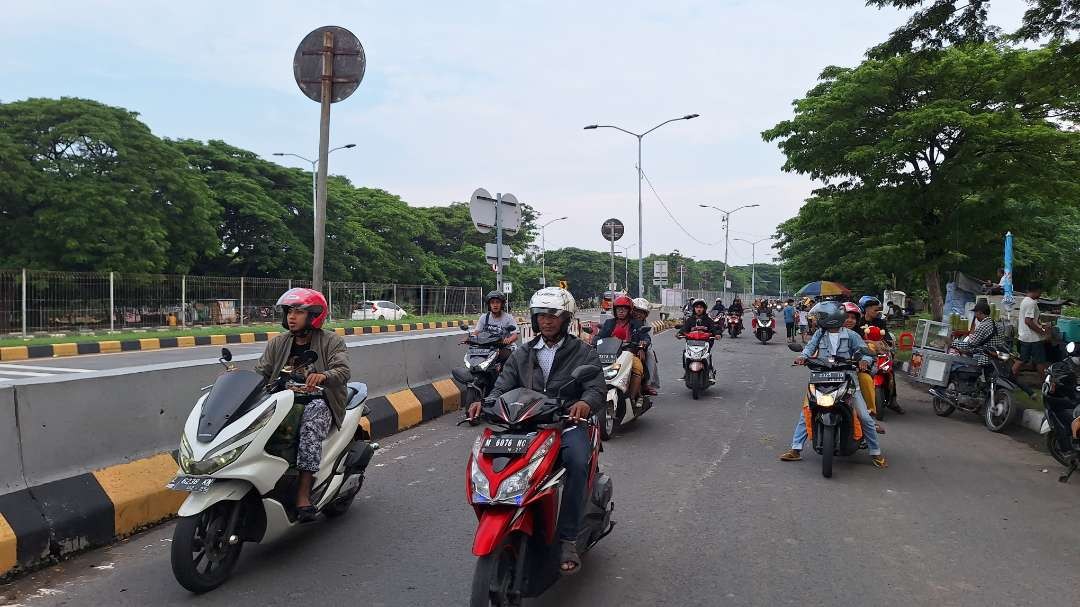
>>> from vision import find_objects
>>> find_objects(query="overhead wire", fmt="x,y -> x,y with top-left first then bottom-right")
638,166 -> 725,247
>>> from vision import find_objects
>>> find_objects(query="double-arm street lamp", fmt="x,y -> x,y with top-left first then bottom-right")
539,216 -> 568,287
585,113 -> 700,298
272,143 -> 357,290
734,236 -> 773,298
698,204 -> 759,302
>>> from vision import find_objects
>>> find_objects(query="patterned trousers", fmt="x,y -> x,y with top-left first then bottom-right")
297,399 -> 332,472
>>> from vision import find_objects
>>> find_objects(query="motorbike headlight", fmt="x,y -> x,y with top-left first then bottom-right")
815,393 -> 836,408
470,457 -> 491,502
476,351 -> 499,372
605,365 -> 620,379
182,443 -> 247,475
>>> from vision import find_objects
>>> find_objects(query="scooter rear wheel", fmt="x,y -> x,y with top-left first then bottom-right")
470,534 -> 522,607
171,502 -> 244,593
984,391 -> 1015,432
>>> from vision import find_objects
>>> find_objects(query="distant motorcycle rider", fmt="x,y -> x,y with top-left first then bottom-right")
467,287 -> 605,575
710,298 -> 726,317
631,297 -> 660,396
468,291 -> 519,370
677,299 -> 721,379
595,295 -> 648,400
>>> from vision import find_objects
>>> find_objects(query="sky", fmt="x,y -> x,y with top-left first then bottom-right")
2,0 -> 1029,268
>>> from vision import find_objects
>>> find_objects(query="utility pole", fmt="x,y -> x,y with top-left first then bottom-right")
735,237 -> 772,299
699,204 -> 759,303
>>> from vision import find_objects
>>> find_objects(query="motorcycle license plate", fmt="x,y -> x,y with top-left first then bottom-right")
810,371 -> 847,383
167,476 -> 215,493
481,435 -> 532,455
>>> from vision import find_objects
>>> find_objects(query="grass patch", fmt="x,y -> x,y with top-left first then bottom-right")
0,314 -> 471,348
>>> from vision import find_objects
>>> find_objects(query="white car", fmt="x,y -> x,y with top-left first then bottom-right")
350,300 -> 407,321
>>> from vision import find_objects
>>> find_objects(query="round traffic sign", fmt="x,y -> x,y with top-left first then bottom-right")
601,218 -> 625,242
293,26 -> 366,103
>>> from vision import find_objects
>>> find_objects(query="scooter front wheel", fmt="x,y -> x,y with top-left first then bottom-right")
470,533 -> 522,607
821,425 -> 835,478
171,502 -> 244,593
598,397 -> 621,440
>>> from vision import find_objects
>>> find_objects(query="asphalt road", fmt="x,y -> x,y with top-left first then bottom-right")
0,327 -> 460,377
4,329 -> 1078,607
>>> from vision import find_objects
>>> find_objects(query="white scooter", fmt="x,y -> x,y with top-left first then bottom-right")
168,348 -> 377,593
588,325 -> 652,440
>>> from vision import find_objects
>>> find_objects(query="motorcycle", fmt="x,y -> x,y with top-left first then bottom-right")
588,325 -> 652,440
788,343 -> 866,478
751,312 -> 775,344
464,366 -> 613,607
168,348 -> 377,593
678,328 -> 715,400
1041,342 -> 1080,482
455,326 -> 513,425
863,326 -> 899,421
927,341 -> 1022,432
726,312 -> 743,338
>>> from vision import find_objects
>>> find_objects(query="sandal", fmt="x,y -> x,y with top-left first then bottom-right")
876,424 -> 885,435
779,449 -> 802,462
559,540 -> 581,576
297,505 -> 318,523
872,455 -> 888,469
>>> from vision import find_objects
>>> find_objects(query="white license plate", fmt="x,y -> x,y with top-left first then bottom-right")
167,476 -> 215,493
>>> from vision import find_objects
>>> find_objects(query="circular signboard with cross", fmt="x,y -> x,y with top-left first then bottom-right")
601,218 -> 625,242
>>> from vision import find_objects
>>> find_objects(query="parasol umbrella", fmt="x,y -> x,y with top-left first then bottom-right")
795,281 -> 851,298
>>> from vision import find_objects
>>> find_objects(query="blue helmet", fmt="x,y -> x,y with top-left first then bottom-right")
858,295 -> 881,311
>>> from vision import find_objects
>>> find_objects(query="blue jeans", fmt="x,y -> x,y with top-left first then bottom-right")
790,384 -> 880,456
557,427 -> 591,542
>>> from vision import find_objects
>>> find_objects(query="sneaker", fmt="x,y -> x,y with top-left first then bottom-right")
872,455 -> 888,468
779,449 -> 802,461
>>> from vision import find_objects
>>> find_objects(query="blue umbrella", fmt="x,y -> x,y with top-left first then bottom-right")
1002,232 -> 1014,308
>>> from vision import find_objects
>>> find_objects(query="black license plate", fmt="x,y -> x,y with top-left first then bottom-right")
481,435 -> 532,455
810,371 -> 847,383
167,476 -> 215,493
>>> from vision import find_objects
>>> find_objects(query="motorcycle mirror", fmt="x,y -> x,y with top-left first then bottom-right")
580,324 -> 593,334
451,367 -> 473,385
787,343 -> 802,352
297,350 -> 318,366
460,324 -> 470,331
220,348 -> 233,362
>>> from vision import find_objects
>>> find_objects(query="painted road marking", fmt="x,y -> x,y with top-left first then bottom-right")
0,363 -> 94,372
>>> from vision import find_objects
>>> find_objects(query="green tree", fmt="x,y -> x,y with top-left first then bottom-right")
763,44 -> 1080,318
0,98 -> 219,272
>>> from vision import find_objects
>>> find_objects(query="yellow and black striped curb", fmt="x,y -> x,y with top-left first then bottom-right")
0,320 -> 474,362
0,377 -> 467,580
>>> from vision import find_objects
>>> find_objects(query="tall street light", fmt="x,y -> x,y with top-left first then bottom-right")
617,243 -> 638,292
584,113 -> 700,298
699,203 -> 759,302
734,236 -> 773,298
539,216 -> 567,287
272,143 -> 357,290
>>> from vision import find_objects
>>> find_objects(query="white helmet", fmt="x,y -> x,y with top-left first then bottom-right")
632,297 -> 651,315
528,287 -> 576,335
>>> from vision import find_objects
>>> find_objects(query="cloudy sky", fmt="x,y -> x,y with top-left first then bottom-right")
3,1 -> 1027,267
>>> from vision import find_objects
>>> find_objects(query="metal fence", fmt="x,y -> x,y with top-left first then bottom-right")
0,269 -> 485,335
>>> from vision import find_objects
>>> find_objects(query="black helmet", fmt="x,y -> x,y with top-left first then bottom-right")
809,301 -> 846,330
692,298 -> 707,310
485,291 -> 507,308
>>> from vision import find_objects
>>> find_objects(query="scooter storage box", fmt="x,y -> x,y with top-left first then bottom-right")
1056,318 -> 1080,343
910,349 -> 972,387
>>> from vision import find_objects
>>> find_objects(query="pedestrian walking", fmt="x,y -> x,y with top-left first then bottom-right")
797,306 -> 809,344
783,299 -> 797,343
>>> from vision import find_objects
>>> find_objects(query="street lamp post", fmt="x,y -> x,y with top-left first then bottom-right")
618,243 -> 638,292
272,144 -> 357,290
698,204 -> 759,302
734,237 -> 773,298
539,216 -> 567,287
585,113 -> 700,298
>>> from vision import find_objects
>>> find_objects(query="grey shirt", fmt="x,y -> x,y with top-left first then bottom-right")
476,311 -> 520,340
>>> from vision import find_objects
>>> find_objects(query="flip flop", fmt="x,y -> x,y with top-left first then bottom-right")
559,540 -> 581,576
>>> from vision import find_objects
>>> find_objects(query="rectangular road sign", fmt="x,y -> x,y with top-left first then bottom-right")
484,243 -> 512,264
502,282 -> 512,294
653,260 -> 668,278
652,278 -> 667,286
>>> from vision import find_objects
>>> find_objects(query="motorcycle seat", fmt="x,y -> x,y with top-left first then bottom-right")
346,382 -> 369,411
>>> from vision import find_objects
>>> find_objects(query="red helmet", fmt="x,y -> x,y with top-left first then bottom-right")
865,325 -> 883,341
842,302 -> 861,316
276,288 -> 328,330
613,295 -> 634,310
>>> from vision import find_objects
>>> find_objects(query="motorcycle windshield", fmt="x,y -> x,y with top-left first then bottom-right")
595,338 -> 624,364
197,370 -> 268,443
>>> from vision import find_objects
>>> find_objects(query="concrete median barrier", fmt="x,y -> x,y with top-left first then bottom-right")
0,330 -> 469,580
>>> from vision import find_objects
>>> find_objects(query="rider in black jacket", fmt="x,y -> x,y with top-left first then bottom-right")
678,299 -> 722,337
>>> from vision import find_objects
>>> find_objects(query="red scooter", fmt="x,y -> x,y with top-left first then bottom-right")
464,366 -> 614,607
864,326 -> 900,420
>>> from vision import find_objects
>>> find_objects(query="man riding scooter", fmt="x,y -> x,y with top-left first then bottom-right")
855,296 -> 904,415
631,297 -> 660,396
466,290 -> 520,370
254,288 -> 352,522
678,299 -> 722,380
467,287 -> 606,575
593,295 -> 651,399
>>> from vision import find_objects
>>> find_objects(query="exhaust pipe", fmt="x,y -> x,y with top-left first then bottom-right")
927,387 -> 948,401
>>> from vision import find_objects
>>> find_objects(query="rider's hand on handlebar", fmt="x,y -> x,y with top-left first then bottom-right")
467,401 -> 483,419
305,372 -> 327,390
794,356 -> 807,366
567,401 -> 591,422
